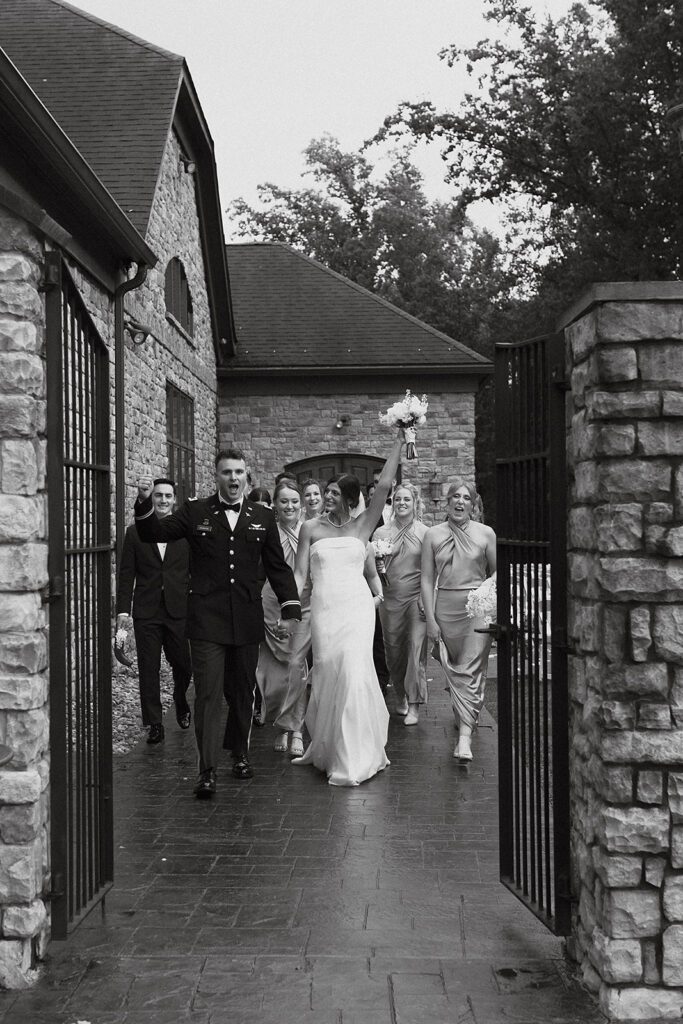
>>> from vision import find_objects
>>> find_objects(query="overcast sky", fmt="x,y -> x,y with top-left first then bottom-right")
72,0 -> 572,235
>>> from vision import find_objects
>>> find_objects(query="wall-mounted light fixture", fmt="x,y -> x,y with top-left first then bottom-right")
181,156 -> 196,174
124,317 -> 157,346
335,415 -> 350,431
428,471 -> 441,503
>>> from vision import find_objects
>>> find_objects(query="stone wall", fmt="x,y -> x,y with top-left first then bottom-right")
0,206 -> 49,987
219,385 -> 476,527
69,128 -> 218,522
125,128 -> 217,500
565,290 -> 683,1020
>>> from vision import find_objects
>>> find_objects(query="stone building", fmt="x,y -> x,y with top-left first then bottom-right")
222,242 -> 492,524
0,0 -> 232,984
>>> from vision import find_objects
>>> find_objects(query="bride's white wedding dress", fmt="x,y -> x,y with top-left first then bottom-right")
292,536 -> 390,786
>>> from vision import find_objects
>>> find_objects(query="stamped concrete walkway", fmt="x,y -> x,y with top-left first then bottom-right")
0,664 -> 603,1024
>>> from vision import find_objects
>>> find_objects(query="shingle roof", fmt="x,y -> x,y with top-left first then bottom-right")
0,0 -> 183,235
224,243 -> 491,371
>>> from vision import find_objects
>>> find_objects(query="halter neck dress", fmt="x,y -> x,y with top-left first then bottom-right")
432,521 -> 492,729
373,519 -> 428,705
255,520 -> 311,729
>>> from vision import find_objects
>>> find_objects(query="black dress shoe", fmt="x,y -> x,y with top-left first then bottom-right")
177,711 -> 191,730
194,768 -> 216,799
147,723 -> 164,744
231,758 -> 253,780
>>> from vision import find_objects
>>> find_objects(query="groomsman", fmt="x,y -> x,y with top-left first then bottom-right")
116,478 -> 192,744
134,448 -> 301,798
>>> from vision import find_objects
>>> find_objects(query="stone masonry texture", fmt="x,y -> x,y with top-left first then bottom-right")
0,126 -> 218,987
219,387 -> 476,528
565,296 -> 683,1019
0,205 -> 49,987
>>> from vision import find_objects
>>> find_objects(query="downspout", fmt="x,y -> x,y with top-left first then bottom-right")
114,263 -> 149,565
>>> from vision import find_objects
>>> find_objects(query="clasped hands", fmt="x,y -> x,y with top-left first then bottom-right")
274,618 -> 292,641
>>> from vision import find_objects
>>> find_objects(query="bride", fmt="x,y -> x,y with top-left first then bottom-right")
292,430 -> 405,786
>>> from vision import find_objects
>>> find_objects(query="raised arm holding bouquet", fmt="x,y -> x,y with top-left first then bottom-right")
379,390 -> 428,460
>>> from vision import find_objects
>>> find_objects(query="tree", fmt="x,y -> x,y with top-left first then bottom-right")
228,135 -> 511,358
228,137 -> 513,520
376,0 -> 683,314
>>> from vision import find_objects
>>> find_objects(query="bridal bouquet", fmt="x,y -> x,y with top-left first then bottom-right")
373,538 -> 393,588
379,390 -> 428,460
465,577 -> 497,623
114,624 -> 135,668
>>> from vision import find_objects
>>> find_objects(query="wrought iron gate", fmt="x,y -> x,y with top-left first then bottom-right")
45,253 -> 113,937
495,332 -> 571,934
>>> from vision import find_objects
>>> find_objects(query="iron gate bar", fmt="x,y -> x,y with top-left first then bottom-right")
495,332 -> 570,935
46,253 -> 113,939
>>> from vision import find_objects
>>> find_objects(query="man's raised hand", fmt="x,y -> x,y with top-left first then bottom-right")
137,476 -> 154,501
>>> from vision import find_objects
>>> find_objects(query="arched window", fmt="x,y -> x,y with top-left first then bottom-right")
165,258 -> 193,336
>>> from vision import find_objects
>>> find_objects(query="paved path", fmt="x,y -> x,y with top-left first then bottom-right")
0,665 -> 603,1024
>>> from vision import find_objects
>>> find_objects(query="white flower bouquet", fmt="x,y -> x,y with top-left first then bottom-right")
114,625 -> 135,668
373,538 -> 393,587
379,389 -> 428,460
465,577 -> 497,623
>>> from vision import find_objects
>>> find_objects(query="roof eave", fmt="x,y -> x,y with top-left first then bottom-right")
218,361 -> 493,378
174,71 -> 236,363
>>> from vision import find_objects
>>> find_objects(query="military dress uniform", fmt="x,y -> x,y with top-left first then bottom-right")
134,492 -> 301,777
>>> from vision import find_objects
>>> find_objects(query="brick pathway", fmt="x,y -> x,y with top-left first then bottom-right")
0,664 -> 603,1023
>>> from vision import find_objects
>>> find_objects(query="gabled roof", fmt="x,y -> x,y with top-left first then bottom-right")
0,0 -> 182,235
0,0 -> 235,358
223,243 -> 492,373
0,47 -> 155,276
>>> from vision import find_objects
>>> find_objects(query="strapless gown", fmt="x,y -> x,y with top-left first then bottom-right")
292,536 -> 390,786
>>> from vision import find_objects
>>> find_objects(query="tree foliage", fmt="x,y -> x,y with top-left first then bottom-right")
228,135 -> 511,357
376,0 -> 683,314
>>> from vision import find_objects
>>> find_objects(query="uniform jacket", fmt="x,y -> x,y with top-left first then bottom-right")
116,524 -> 190,620
134,493 -> 301,645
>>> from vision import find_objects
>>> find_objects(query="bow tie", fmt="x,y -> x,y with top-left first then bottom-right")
222,503 -> 241,512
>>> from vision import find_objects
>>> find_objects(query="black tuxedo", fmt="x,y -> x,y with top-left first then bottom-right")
116,524 -> 192,727
134,493 -> 301,771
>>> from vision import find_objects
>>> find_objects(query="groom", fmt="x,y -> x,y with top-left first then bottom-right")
134,448 -> 301,798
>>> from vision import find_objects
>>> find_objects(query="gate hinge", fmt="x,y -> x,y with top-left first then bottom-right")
550,361 -> 570,391
46,872 -> 65,900
42,576 -> 64,604
38,262 -> 60,292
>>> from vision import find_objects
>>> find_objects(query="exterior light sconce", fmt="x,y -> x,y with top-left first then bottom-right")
666,101 -> 683,157
335,415 -> 350,431
124,317 -> 156,346
428,472 -> 441,503
181,157 -> 196,174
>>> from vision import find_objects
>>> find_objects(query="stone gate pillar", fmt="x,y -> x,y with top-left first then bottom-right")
564,284 -> 683,1020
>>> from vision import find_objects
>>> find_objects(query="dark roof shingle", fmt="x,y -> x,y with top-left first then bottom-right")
225,243 -> 491,371
0,0 -> 183,234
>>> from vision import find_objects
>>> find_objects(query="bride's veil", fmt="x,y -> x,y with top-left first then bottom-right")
349,490 -> 366,519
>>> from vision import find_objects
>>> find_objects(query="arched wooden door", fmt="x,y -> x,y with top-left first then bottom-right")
285,453 -> 399,490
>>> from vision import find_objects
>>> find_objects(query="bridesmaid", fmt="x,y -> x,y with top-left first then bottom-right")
421,480 -> 496,763
302,478 -> 324,520
254,481 -> 312,756
372,483 -> 428,725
